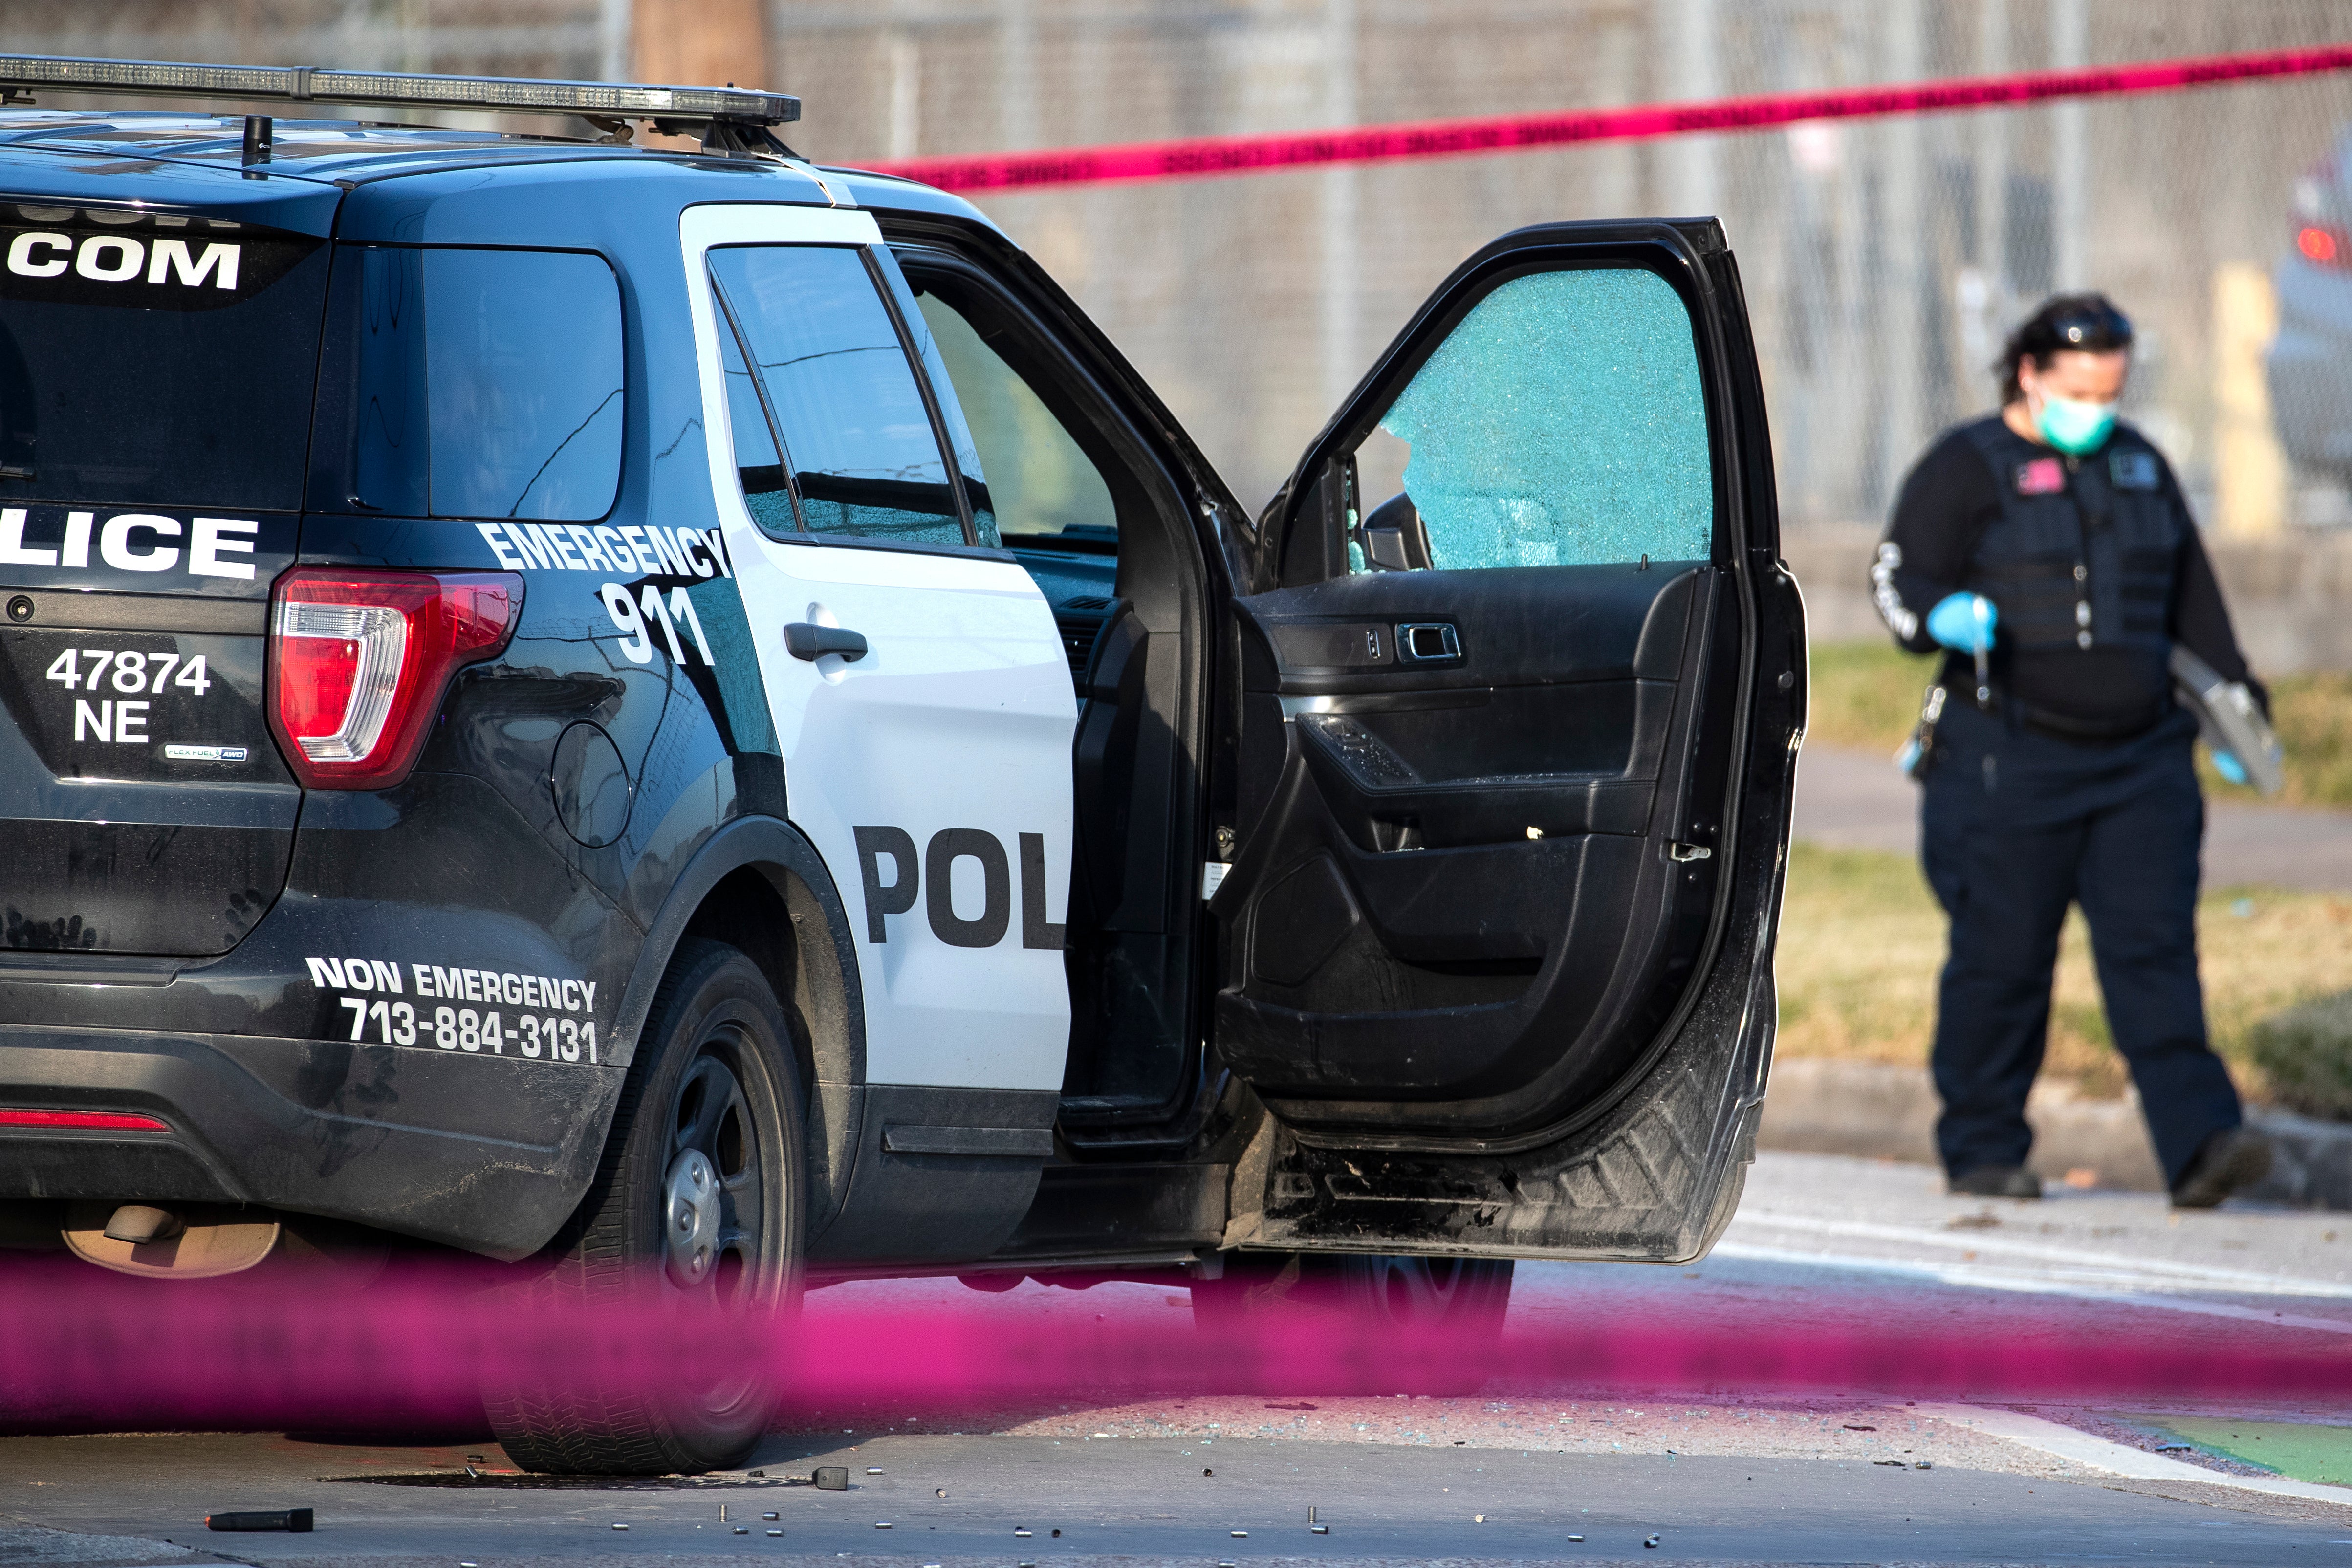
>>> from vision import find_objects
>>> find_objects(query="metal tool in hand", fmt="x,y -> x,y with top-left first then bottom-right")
2170,645 -> 2285,796
1971,596 -> 1994,711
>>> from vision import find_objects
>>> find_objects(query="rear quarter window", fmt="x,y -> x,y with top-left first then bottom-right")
0,206 -> 329,511
332,245 -> 624,522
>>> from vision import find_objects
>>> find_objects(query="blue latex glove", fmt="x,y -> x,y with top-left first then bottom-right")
1926,592 -> 1997,653
2213,750 -> 2250,786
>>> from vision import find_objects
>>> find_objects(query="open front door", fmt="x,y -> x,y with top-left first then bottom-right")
1212,220 -> 1806,1263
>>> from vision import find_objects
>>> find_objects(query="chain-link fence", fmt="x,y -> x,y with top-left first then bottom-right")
17,2 -> 2352,546
764,0 -> 2352,542
16,2 -> 622,82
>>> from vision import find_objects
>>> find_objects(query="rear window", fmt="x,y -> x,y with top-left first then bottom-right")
0,206 -> 329,511
341,245 -> 624,522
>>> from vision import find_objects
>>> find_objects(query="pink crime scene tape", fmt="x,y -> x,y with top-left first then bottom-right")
861,43 -> 2352,194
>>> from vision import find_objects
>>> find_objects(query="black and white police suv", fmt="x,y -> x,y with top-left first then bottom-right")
0,57 -> 1805,1470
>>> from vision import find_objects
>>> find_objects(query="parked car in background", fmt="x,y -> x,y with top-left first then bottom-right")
2270,131 -> 2352,481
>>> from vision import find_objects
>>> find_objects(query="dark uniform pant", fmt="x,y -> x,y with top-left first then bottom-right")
1920,702 -> 2242,1188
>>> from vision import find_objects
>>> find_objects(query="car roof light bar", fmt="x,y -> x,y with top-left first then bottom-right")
0,54 -> 798,127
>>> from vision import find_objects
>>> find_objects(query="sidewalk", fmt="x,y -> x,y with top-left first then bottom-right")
1793,742 -> 2352,894
1761,1057 -> 2352,1203
1726,1147 -> 2352,1300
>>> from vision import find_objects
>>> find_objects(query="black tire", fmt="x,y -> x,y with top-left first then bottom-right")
485,938 -> 806,1475
1185,1250 -> 1514,1401
1192,1251 -> 1513,1394
1335,1254 -> 1514,1344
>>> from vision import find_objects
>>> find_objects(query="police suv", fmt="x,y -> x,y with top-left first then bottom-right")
0,57 -> 1805,1472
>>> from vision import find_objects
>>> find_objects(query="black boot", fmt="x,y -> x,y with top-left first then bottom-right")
2171,1127 -> 2273,1210
1948,1164 -> 2042,1199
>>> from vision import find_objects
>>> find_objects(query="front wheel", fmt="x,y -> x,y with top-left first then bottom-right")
1335,1253 -> 1514,1343
1192,1252 -> 1513,1393
486,939 -> 806,1475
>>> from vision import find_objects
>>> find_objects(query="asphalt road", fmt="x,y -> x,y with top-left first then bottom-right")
3,1428 -> 2344,1566
5,1153 -> 2350,1567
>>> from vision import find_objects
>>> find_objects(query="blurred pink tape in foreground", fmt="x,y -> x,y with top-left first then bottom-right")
867,43 -> 2352,194
0,1259 -> 2346,1433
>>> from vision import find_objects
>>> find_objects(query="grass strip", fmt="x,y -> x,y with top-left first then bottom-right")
1777,841 -> 2352,1101
2139,1415 -> 2352,1485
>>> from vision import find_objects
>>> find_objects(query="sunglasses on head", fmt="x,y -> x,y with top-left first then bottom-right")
2034,303 -> 2134,354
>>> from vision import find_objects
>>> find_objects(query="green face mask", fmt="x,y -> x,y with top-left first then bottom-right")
2033,392 -> 2118,456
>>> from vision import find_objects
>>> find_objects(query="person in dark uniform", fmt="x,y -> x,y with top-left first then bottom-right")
1872,293 -> 2274,1207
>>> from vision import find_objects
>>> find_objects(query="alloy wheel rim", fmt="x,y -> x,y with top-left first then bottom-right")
666,1043 -> 768,1310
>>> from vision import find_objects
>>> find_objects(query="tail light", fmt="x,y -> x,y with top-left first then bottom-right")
2293,156 -> 2350,268
0,1109 -> 169,1131
2297,224 -> 2350,268
268,569 -> 522,790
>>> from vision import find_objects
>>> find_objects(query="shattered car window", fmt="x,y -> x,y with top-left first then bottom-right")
1373,267 -> 1713,570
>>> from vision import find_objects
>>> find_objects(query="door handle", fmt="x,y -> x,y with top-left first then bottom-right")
1396,622 -> 1461,662
784,622 -> 868,662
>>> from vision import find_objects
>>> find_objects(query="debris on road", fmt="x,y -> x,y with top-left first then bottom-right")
205,1507 -> 312,1533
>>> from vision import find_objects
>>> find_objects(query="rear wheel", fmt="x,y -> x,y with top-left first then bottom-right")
486,939 -> 805,1475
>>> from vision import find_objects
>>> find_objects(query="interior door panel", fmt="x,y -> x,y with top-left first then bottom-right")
1279,566 -> 1703,848
1216,561 -> 1723,1120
